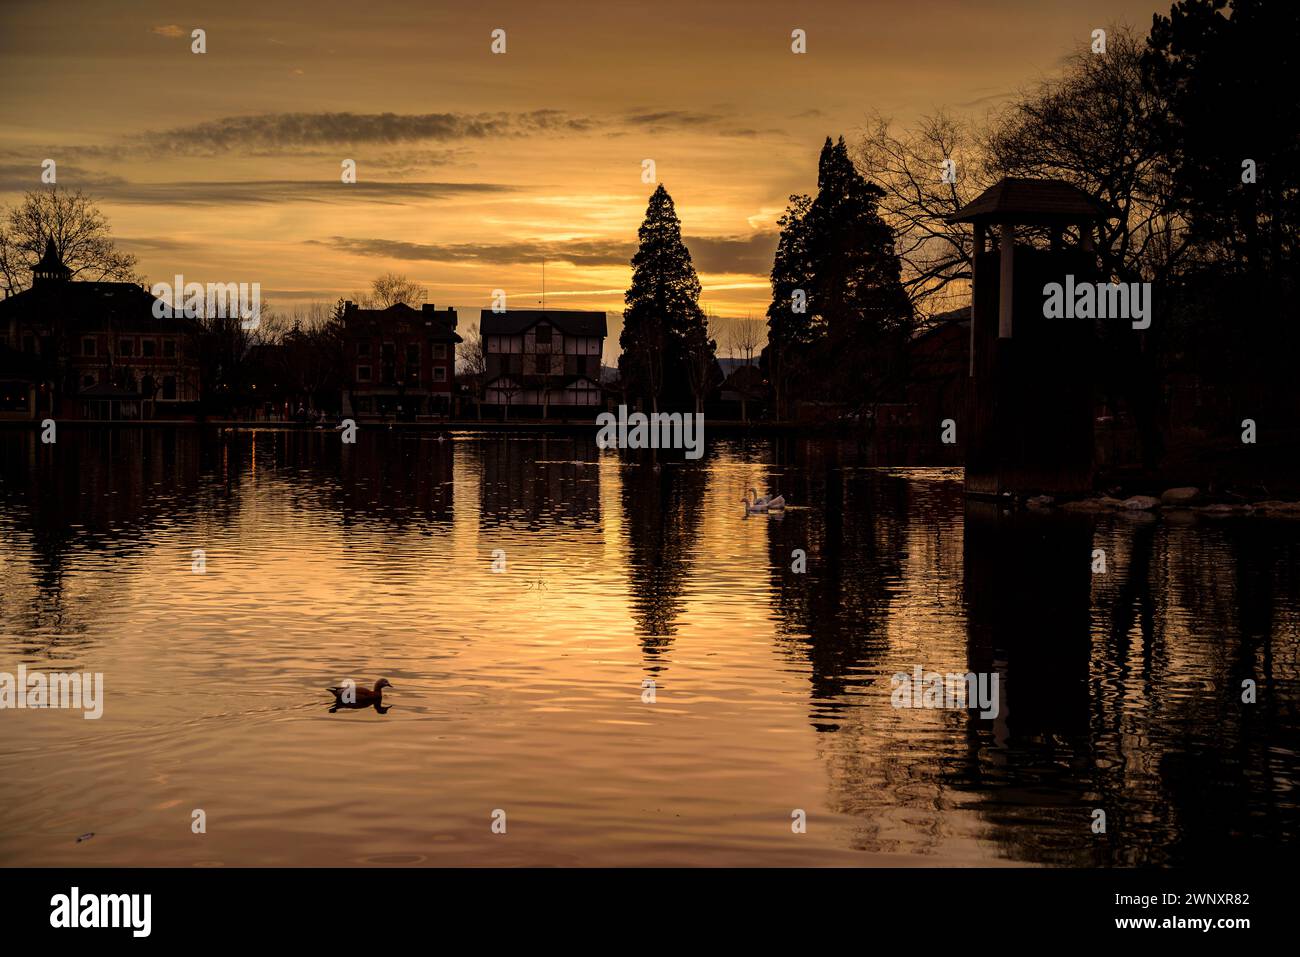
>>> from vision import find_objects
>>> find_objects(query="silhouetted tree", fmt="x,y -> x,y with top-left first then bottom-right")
807,137 -> 912,350
357,272 -> 425,308
763,193 -> 814,420
764,139 -> 912,416
459,320 -> 488,419
0,187 -> 141,294
1145,0 -> 1300,275
856,112 -> 989,320
619,185 -> 711,411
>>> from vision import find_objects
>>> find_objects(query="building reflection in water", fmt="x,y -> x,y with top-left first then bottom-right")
0,428 -> 1296,866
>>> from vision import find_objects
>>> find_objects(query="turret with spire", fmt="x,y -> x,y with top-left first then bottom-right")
32,237 -> 71,285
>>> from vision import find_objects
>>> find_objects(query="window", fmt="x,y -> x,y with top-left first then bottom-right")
118,338 -> 135,357
82,338 -> 96,357
487,335 -> 499,353
357,365 -> 372,382
433,366 -> 447,383
162,375 -> 177,400
163,339 -> 176,358
406,343 -> 421,365
357,341 -> 372,358
82,374 -> 96,389
141,339 -> 156,357
0,380 -> 29,412
433,343 -> 446,359
534,324 -> 551,345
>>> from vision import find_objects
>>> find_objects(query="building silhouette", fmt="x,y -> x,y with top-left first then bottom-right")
0,239 -> 201,421
341,301 -> 461,420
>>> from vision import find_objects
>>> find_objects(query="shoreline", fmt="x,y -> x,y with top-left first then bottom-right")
6,419 -> 1298,506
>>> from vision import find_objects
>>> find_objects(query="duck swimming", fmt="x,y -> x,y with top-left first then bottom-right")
326,678 -> 393,709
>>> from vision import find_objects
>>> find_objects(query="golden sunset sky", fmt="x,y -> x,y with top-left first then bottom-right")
1,0 -> 1168,350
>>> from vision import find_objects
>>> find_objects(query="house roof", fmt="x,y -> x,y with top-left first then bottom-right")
910,307 -> 971,342
479,309 -> 607,338
948,177 -> 1108,225
0,280 -> 202,334
342,302 -> 461,341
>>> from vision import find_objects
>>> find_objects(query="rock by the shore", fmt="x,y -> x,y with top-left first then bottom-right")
1248,501 -> 1300,517
1050,491 -> 1300,520
1160,486 -> 1202,506
1196,503 -> 1255,517
1062,497 -> 1126,512
1121,495 -> 1162,511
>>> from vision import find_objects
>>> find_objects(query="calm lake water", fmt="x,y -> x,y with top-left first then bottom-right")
1,427 -> 1297,867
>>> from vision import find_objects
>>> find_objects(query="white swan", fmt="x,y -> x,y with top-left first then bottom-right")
743,488 -> 786,514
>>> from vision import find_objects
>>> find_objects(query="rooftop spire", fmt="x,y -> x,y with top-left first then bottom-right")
32,236 -> 71,284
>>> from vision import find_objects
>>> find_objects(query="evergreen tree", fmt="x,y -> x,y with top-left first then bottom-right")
805,136 -> 912,347
1145,0 -> 1300,276
619,185 -> 713,411
763,193 -> 814,419
764,138 -> 913,414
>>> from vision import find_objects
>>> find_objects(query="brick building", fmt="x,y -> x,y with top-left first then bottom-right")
0,239 -> 202,420
342,301 -> 460,419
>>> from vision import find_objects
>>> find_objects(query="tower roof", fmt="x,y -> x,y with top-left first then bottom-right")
947,178 -> 1107,225
32,237 -> 71,282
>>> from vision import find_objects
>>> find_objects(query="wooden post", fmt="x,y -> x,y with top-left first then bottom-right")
998,223 -> 1014,338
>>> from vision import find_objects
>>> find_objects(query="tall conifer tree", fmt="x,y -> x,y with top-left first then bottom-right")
620,185 -> 712,411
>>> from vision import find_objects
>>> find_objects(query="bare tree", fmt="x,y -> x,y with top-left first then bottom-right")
853,111 -> 992,322
725,314 -> 764,422
496,376 -> 520,421
984,26 -> 1190,286
458,321 -> 487,420
726,315 -> 763,364
360,272 -> 425,308
0,187 -> 141,294
684,311 -> 720,415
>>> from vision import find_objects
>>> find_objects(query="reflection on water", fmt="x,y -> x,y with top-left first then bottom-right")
0,428 -> 1296,866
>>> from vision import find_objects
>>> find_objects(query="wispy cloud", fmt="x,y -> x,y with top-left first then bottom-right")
313,231 -> 778,274
0,162 -> 128,193
150,24 -> 185,38
17,108 -> 768,164
97,179 -> 514,206
122,110 -> 598,157
314,236 -> 633,267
